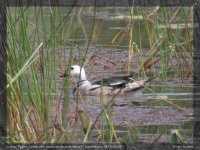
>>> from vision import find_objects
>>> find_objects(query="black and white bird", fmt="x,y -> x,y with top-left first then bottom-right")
61,65 -> 154,96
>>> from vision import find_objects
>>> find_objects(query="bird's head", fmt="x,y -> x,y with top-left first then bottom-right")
60,65 -> 86,80
71,65 -> 83,77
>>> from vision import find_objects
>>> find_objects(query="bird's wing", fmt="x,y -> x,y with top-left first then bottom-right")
123,77 -> 155,92
91,77 -> 127,89
88,85 -> 113,91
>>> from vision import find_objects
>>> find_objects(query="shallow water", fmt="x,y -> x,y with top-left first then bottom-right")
55,68 -> 193,143
56,8 -> 193,143
51,82 -> 191,143
18,7 -> 193,143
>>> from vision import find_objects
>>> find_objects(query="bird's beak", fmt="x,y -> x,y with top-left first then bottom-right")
72,87 -> 77,95
60,72 -> 69,79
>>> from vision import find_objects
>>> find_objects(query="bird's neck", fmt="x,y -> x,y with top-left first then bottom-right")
79,69 -> 87,81
80,73 -> 87,80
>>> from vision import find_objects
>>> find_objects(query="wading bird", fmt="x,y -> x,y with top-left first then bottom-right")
61,65 -> 154,96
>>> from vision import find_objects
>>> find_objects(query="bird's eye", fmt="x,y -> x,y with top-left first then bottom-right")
71,67 -> 74,70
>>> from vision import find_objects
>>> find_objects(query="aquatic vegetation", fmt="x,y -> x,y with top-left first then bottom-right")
6,6 -> 193,144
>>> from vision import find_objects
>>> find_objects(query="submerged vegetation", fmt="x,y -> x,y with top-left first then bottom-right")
6,7 -> 193,144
